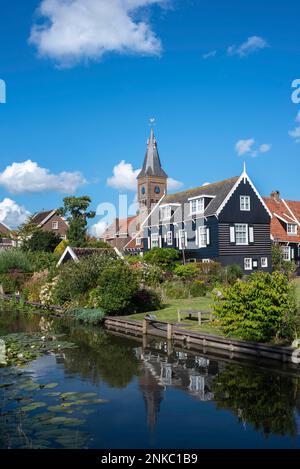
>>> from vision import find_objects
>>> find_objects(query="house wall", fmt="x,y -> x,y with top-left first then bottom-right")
42,215 -> 68,238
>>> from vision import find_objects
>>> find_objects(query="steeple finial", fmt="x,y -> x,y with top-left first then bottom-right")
137,126 -> 168,179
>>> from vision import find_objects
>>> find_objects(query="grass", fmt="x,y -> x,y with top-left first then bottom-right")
293,277 -> 300,304
126,295 -> 223,335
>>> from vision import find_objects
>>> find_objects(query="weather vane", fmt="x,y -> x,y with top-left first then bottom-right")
149,117 -> 156,127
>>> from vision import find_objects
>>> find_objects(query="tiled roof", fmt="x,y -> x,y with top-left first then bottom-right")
163,176 -> 240,218
72,247 -> 114,258
102,216 -> 137,239
0,222 -> 11,234
138,129 -> 168,179
263,196 -> 300,243
32,210 -> 55,225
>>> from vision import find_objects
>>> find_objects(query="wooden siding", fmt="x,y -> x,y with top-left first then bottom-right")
219,223 -> 271,256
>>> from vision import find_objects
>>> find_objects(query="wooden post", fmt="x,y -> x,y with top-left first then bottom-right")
167,323 -> 173,340
143,319 -> 148,335
198,311 -> 202,326
177,310 -> 181,323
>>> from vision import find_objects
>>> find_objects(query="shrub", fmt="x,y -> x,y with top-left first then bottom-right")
64,308 -> 106,325
88,261 -> 139,315
22,271 -> 49,302
132,288 -> 162,313
54,239 -> 69,256
174,263 -> 199,280
139,264 -> 164,287
52,251 -> 116,305
143,248 -> 180,271
0,250 -> 31,274
163,281 -> 189,299
0,272 -> 29,294
226,264 -> 244,284
27,251 -> 58,273
213,271 -> 298,343
189,280 -> 208,298
22,229 -> 61,252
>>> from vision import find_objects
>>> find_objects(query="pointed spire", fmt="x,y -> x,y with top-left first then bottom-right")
138,128 -> 168,179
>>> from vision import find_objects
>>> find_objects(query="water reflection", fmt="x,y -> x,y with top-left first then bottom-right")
1,309 -> 300,448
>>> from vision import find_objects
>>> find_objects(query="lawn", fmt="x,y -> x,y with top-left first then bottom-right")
294,277 -> 300,304
126,295 -> 223,335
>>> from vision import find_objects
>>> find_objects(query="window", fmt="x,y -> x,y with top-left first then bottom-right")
235,224 -> 248,245
202,259 -> 211,264
198,226 -> 207,248
287,224 -> 297,235
52,221 -> 58,230
151,233 -> 159,248
261,257 -> 268,268
240,196 -> 250,211
244,258 -> 253,271
178,230 -> 187,250
282,246 -> 291,261
136,237 -> 141,246
190,198 -> 205,215
161,206 -> 172,220
167,231 -> 173,246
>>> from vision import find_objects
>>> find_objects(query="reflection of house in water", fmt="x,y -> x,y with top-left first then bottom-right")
136,343 -> 220,428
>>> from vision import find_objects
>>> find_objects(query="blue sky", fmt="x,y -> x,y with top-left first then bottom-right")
0,0 -> 299,234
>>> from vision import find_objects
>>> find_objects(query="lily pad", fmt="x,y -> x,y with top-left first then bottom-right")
22,402 -> 47,412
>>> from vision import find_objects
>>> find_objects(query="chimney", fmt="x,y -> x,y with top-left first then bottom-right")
115,218 -> 120,237
271,191 -> 280,202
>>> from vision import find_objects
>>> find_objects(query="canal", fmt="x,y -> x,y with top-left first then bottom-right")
0,308 -> 300,449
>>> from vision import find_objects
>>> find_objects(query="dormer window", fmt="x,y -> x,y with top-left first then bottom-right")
190,197 -> 205,215
161,205 -> 172,220
240,196 -> 250,211
287,223 -> 297,235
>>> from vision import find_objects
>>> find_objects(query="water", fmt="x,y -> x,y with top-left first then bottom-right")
0,308 -> 300,449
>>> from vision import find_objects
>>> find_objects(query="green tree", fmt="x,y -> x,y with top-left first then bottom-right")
23,228 -> 61,252
143,248 -> 180,271
58,196 -> 95,247
213,271 -> 298,342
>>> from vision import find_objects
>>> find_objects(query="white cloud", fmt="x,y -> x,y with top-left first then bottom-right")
107,160 -> 183,192
202,50 -> 217,59
30,0 -> 167,66
168,177 -> 183,191
227,36 -> 268,57
89,219 -> 108,238
0,160 -> 86,194
235,139 -> 255,156
0,198 -> 31,229
289,126 -> 300,143
235,139 -> 271,157
107,160 -> 140,191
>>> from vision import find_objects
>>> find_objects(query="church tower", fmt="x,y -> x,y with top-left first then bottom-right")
137,128 -> 168,214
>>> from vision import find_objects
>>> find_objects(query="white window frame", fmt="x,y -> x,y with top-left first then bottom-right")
287,224 -> 297,235
52,221 -> 59,230
282,246 -> 291,261
235,224 -> 249,245
161,206 -> 172,220
198,226 -> 207,248
261,257 -> 268,268
240,196 -> 251,211
178,229 -> 187,250
151,233 -> 159,249
244,258 -> 253,271
166,231 -> 173,246
136,237 -> 142,246
190,198 -> 205,216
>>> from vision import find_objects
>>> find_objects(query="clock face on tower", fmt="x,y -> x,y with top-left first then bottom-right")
141,186 -> 146,195
154,186 -> 161,194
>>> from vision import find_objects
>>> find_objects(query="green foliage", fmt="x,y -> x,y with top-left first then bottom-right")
213,271 -> 298,342
88,261 -> 139,315
132,288 -> 162,312
64,308 -> 106,325
189,280 -> 208,298
54,239 -> 69,256
139,264 -> 164,287
22,228 -> 61,253
84,238 -> 111,248
52,251 -> 116,306
174,263 -> 199,280
163,281 -> 190,299
22,271 -> 49,302
272,244 -> 297,279
0,272 -> 28,294
0,249 -> 31,274
58,196 -> 95,247
27,251 -> 58,273
226,264 -> 244,284
143,248 -> 180,271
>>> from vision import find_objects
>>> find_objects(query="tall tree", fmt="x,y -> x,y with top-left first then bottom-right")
58,196 -> 95,247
